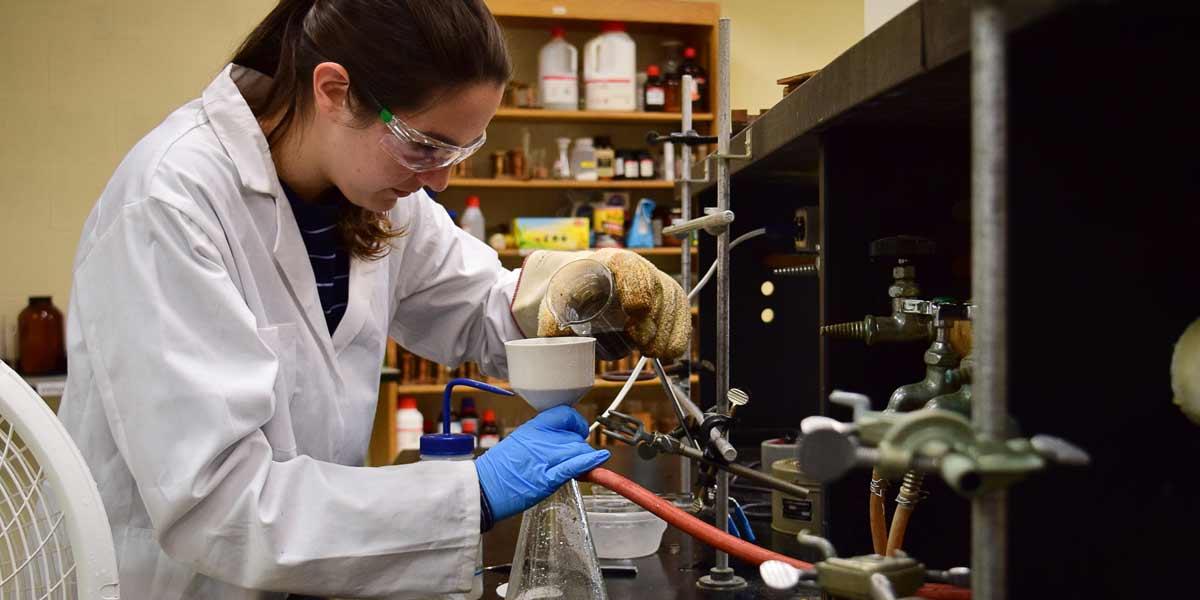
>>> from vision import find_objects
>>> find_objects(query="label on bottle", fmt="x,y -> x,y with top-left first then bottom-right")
614,157 -> 625,176
646,87 -> 665,106
586,80 -> 635,111
625,160 -> 640,179
479,434 -> 500,448
691,77 -> 706,102
639,157 -> 654,178
541,76 -> 577,105
397,427 -> 422,451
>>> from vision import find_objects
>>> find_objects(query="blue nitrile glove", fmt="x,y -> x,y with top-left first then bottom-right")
475,405 -> 611,521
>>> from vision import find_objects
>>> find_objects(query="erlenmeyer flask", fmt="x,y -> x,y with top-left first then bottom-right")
505,480 -> 608,600
546,259 -> 634,361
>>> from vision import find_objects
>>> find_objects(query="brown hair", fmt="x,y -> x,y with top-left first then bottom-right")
233,0 -> 511,259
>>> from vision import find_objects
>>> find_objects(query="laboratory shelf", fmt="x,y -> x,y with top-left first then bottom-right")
493,107 -> 713,124
447,178 -> 675,190
495,247 -> 695,259
391,374 -> 698,395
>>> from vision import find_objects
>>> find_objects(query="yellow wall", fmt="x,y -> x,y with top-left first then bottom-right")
695,0 -> 864,112
0,0 -> 861,359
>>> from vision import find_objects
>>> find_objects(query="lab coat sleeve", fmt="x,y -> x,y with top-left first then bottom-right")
386,192 -> 524,378
73,197 -> 481,598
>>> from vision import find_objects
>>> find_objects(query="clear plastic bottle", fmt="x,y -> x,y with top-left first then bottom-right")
538,27 -> 579,111
460,195 -> 486,242
396,396 -> 424,451
553,137 -> 572,179
571,137 -> 598,181
583,22 -> 636,111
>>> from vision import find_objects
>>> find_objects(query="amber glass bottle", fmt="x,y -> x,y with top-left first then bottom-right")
17,296 -> 66,375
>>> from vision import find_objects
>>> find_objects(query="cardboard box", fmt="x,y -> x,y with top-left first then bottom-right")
512,217 -> 591,251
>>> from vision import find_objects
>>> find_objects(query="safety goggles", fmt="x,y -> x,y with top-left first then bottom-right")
377,108 -> 486,172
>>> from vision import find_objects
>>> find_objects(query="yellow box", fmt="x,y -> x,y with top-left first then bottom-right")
512,217 -> 591,251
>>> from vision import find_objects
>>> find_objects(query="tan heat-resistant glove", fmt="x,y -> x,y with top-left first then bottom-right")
511,249 -> 691,360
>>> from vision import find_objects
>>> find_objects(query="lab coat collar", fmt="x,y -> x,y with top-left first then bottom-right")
202,64 -> 279,196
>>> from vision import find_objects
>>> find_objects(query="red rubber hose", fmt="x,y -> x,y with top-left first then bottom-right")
581,468 -> 970,600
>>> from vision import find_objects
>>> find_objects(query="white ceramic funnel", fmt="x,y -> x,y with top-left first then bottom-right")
505,337 -> 596,411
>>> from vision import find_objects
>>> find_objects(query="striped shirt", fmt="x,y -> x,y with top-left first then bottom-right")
281,182 -> 350,335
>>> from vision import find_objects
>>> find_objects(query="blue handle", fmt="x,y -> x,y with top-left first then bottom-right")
730,502 -> 756,543
442,378 -> 515,434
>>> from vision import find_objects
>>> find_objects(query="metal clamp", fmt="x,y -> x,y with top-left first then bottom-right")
662,209 -> 734,238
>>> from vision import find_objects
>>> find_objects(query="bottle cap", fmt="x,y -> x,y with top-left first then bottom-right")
463,420 -> 477,434
684,47 -> 697,59
647,64 -> 661,77
420,433 -> 475,457
399,397 -> 418,410
601,21 -> 626,33
483,409 -> 497,422
465,195 -> 481,208
550,26 -> 566,38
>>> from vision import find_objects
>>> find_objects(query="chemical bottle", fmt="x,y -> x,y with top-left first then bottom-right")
437,411 -> 463,434
638,150 -> 656,179
571,137 -> 598,181
396,396 -> 424,451
17,296 -> 65,375
460,196 -> 486,242
680,47 -> 709,109
538,27 -> 579,111
419,431 -> 483,598
594,136 -> 616,180
460,397 -> 480,440
643,65 -> 666,112
479,410 -> 501,449
553,137 -> 572,179
623,149 -> 641,179
583,22 -> 637,111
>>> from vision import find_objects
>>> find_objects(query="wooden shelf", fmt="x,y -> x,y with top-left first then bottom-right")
497,247 -> 695,259
494,108 -> 713,123
394,374 -> 698,395
486,0 -> 720,27
448,178 -> 675,190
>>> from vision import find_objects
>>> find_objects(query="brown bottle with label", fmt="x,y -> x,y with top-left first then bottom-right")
17,296 -> 66,375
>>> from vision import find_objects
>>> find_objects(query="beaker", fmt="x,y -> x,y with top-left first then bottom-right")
546,259 -> 634,361
506,480 -> 608,600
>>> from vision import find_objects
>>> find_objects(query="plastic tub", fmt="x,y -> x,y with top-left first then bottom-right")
583,492 -> 668,559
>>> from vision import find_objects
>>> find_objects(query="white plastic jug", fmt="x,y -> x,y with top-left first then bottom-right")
584,22 -> 636,112
538,27 -> 579,111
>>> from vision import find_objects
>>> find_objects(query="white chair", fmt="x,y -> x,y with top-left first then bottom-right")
0,363 -> 118,599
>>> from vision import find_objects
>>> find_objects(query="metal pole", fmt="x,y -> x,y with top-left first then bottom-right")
712,15 -> 737,582
679,74 -> 695,495
971,2 -> 1008,599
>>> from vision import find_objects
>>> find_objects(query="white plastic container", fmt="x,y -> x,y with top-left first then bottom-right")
538,27 -> 579,111
460,195 -> 486,242
571,137 -> 597,181
419,433 -> 482,599
583,22 -> 636,111
583,493 -> 668,559
396,397 -> 423,451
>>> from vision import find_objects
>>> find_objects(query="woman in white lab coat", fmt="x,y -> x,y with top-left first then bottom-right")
58,1 -> 690,598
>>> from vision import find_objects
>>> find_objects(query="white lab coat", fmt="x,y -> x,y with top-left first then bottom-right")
57,64 -> 523,599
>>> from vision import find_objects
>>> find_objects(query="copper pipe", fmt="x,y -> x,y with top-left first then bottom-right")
886,471 -> 926,557
870,469 -> 890,555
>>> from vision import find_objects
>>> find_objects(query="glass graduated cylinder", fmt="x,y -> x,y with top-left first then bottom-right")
546,259 -> 634,361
